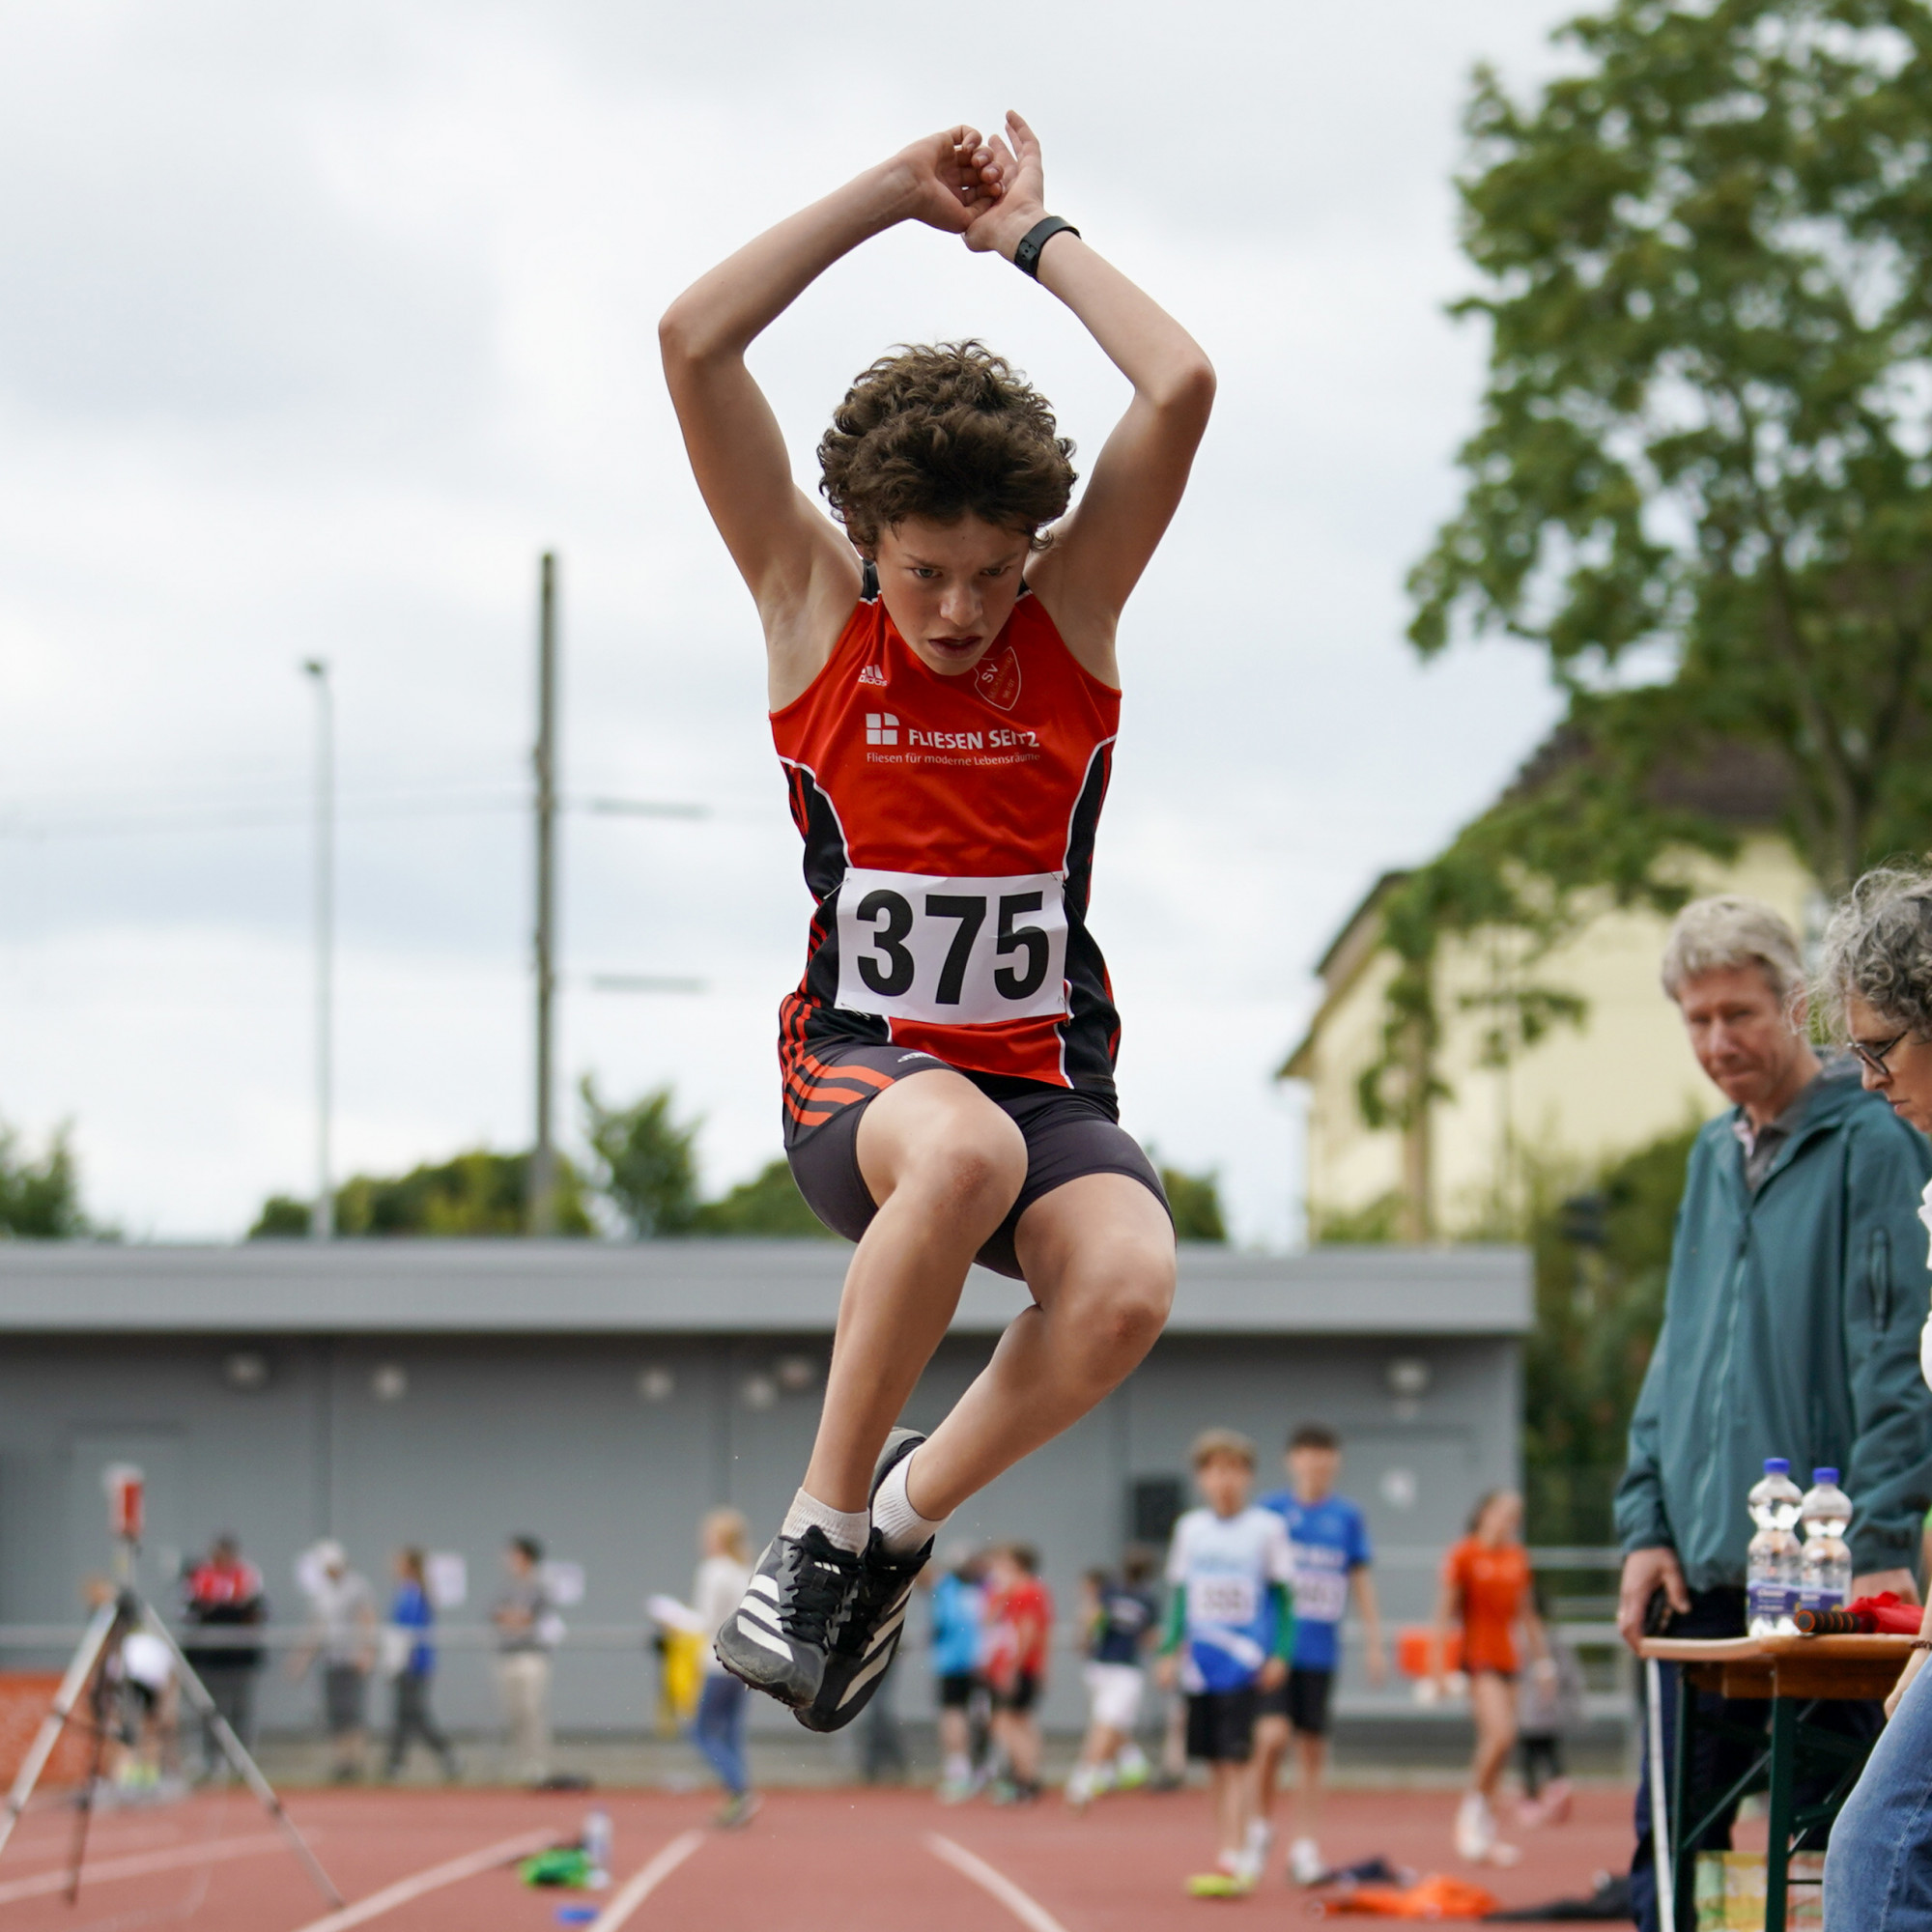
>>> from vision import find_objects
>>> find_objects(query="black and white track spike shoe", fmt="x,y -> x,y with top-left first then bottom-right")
796,1428 -> 931,1734
713,1525 -> 861,1709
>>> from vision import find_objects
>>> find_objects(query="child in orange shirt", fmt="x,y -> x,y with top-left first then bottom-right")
1432,1490 -> 1550,1866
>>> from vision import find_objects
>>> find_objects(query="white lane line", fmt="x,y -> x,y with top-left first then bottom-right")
586,1830 -> 708,1932
288,1828 -> 556,1932
926,1833 -> 1073,1932
0,1832 -> 289,1907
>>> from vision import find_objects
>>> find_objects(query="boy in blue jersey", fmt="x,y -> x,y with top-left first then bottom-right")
1256,1424 -> 1384,1885
923,1548 -> 985,1802
1157,1429 -> 1294,1898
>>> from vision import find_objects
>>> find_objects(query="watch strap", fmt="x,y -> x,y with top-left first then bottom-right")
1013,216 -> 1080,280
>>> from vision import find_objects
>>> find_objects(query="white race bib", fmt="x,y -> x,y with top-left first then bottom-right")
1292,1568 -> 1349,1624
1190,1576 -> 1259,1628
835,868 -> 1068,1025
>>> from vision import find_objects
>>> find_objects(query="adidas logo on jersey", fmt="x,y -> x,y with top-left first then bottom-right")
857,665 -> 887,687
865,712 -> 898,746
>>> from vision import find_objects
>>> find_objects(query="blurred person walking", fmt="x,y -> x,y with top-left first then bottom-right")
691,1510 -> 759,1828
1807,870 -> 1932,1929
383,1548 -> 457,1783
981,1544 -> 1052,1804
1433,1489 -> 1548,1868
924,1547 -> 986,1801
492,1534 -> 555,1786
1256,1423 -> 1385,1885
181,1533 -> 266,1779
1614,896 -> 1932,1932
1513,1591 -> 1581,1828
1066,1554 -> 1158,1808
291,1540 -> 376,1784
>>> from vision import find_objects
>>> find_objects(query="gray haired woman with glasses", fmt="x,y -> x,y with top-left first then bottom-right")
1817,866 -> 1932,1929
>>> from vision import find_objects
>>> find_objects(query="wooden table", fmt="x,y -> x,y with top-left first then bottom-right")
1639,1634 -> 1915,1931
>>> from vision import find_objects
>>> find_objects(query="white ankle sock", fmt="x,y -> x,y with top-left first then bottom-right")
871,1451 -> 948,1554
781,1488 -> 868,1555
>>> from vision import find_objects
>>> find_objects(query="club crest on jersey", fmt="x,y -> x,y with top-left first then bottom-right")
857,664 -> 888,688
972,646 -> 1021,712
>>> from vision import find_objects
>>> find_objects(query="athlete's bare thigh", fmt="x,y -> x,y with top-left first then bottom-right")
854,1065 -> 1028,1214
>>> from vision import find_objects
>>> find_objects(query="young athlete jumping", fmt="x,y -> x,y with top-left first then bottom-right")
660,115 -> 1213,1731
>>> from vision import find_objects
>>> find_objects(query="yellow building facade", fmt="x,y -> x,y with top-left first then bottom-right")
1282,833 -> 1817,1239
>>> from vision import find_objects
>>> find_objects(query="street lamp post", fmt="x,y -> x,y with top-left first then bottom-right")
301,659 -> 334,1239
529,554 -> 559,1236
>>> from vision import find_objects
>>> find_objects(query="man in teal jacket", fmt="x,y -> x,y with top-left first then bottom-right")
1613,896 -> 1932,1932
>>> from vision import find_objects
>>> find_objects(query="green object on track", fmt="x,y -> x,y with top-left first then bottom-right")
520,1847 -> 593,1889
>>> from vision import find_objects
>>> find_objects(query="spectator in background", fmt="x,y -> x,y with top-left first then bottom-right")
925,1546 -> 985,1803
492,1534 -> 554,1786
383,1547 -> 457,1783
182,1533 -> 266,1779
690,1509 -> 759,1828
981,1544 -> 1052,1805
1514,1588 -> 1581,1828
1066,1553 -> 1158,1808
1255,1423 -> 1385,1887
1807,868 -> 1932,1929
1614,895 -> 1932,1932
1433,1489 -> 1548,1869
291,1540 -> 377,1784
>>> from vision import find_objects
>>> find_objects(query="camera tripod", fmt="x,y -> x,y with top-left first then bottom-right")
0,1559 -> 341,1908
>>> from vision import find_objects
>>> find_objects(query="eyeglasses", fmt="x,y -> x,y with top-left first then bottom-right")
1850,1029 -> 1911,1078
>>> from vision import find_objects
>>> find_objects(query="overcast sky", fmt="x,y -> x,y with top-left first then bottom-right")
0,0 -> 1581,1245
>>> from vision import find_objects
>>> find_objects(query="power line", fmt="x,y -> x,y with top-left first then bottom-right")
0,791 -> 710,840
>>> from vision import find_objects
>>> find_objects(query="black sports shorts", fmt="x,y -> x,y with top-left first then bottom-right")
1185,1688 -> 1259,1764
783,1041 -> 1169,1280
1257,1665 -> 1333,1737
992,1668 -> 1040,1715
937,1671 -> 980,1710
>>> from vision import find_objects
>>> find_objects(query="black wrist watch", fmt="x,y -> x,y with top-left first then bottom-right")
1013,216 -> 1080,280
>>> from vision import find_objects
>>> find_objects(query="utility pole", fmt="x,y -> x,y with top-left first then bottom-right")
529,554 -> 559,1236
301,660 -> 334,1238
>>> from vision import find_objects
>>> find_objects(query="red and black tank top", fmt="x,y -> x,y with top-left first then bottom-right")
771,582 -> 1122,1105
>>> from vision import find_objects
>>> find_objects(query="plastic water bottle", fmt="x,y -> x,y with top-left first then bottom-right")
1797,1467 -> 1854,1620
582,1808 -> 611,1888
1746,1458 -> 1803,1635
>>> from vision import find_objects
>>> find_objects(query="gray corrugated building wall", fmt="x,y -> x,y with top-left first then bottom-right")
0,1241 -> 1527,1736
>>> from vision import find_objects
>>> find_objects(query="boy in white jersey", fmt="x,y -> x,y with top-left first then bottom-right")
1157,1430 -> 1294,1898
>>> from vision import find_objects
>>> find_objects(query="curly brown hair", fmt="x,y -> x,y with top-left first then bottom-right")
817,341 -> 1076,550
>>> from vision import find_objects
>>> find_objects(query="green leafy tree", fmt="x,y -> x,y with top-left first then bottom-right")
580,1079 -> 701,1237
1157,1164 -> 1228,1243
250,1195 -> 311,1237
0,1119 -> 89,1238
250,1151 -> 592,1238
692,1159 -> 838,1237
1520,1122 -> 1698,1541
1414,0 -> 1932,895
1360,0 -> 1932,1214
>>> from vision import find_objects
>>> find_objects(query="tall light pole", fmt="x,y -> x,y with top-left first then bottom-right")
301,659 -> 334,1239
529,554 -> 559,1236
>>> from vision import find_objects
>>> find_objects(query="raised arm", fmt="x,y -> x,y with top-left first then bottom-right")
659,131 -> 1001,702
968,112 -> 1215,679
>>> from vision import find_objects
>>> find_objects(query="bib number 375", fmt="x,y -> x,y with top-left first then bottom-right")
835,867 -> 1068,1026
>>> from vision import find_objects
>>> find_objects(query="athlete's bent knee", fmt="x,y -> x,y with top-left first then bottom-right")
901,1122 -> 1026,1227
1096,1260 -> 1173,1361
1065,1252 -> 1173,1382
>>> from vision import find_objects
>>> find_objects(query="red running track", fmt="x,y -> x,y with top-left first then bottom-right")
0,1781 -> 1638,1929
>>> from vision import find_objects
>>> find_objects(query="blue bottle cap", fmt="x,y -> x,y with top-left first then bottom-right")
1764,1458 -> 1790,1474
1813,1467 -> 1839,1486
